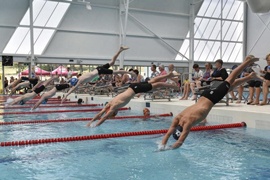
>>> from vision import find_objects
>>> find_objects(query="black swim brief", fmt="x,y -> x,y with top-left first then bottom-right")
55,84 -> 70,91
21,77 -> 29,81
201,81 -> 230,105
34,85 -> 45,94
29,78 -> 38,86
129,82 -> 153,94
96,63 -> 113,75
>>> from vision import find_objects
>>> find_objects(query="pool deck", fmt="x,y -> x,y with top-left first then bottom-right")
63,93 -> 270,130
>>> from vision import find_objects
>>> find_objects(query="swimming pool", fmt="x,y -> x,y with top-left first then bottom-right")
0,106 -> 270,180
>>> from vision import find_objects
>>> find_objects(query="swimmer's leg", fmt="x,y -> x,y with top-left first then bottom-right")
229,72 -> 257,91
148,72 -> 176,84
226,58 -> 259,85
151,82 -> 178,90
108,46 -> 129,66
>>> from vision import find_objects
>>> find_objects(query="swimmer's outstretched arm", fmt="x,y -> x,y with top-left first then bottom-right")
61,82 -> 80,103
9,96 -> 24,105
10,81 -> 30,95
95,110 -> 115,127
161,125 -> 177,148
171,129 -> 190,149
32,96 -> 46,110
86,105 -> 109,127
32,88 -> 57,109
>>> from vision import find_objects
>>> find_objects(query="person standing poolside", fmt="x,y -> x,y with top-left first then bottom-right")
160,57 -> 259,150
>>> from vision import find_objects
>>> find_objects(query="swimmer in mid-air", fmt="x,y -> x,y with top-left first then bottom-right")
61,46 -> 131,103
32,77 -> 79,110
7,76 -> 58,106
86,72 -> 179,127
161,57 -> 259,150
9,77 -> 41,96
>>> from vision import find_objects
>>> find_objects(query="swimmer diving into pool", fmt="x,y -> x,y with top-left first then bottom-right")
86,72 -> 179,127
9,76 -> 41,96
61,46 -> 131,103
31,77 -> 80,110
160,57 -> 260,150
7,76 -> 58,106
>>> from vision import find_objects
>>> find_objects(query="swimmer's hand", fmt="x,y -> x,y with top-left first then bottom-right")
171,142 -> 183,149
61,96 -> 67,104
86,121 -> 95,127
157,144 -> 173,151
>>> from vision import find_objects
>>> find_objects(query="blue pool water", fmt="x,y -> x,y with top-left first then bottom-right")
0,106 -> 270,180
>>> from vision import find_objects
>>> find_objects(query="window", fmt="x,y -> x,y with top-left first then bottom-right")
3,0 -> 71,55
176,0 -> 244,63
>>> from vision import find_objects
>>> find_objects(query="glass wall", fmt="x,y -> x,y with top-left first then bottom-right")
176,0 -> 244,63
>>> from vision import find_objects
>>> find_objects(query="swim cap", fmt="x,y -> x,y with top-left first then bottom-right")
70,78 -> 78,86
77,98 -> 83,104
172,125 -> 183,140
41,99 -> 48,104
19,100 -> 25,105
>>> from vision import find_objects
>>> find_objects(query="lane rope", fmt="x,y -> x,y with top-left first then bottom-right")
0,104 -> 102,109
0,122 -> 246,147
0,101 -> 80,105
0,107 -> 130,116
0,113 -> 173,125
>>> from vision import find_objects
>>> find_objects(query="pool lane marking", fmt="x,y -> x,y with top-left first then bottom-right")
0,122 -> 247,147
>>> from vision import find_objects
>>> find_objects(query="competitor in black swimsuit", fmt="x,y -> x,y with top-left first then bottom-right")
86,72 -> 179,127
9,77 -> 41,96
7,76 -> 58,106
61,47 -> 133,103
161,58 -> 259,150
32,83 -> 72,110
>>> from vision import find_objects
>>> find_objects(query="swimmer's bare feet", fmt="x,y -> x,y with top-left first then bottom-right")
120,46 -> 129,51
249,57 -> 259,64
248,72 -> 257,78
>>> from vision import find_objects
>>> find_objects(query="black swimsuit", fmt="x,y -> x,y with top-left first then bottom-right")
201,81 -> 230,105
96,63 -> 113,75
34,85 -> 45,94
55,84 -> 70,91
129,82 -> 153,94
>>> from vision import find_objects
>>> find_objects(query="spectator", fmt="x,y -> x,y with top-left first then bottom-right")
259,53 -> 270,105
190,64 -> 204,100
245,60 -> 261,105
4,77 -> 8,88
179,77 -> 190,100
150,64 -> 159,78
158,64 -> 167,82
67,67 -> 72,80
209,59 -> 228,81
10,76 -> 14,84
120,68 -> 130,85
4,77 -> 8,94
60,77 -> 65,84
235,55 -> 255,103
133,69 -> 145,82
200,62 -> 213,86
128,68 -> 136,82
166,64 -> 179,85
